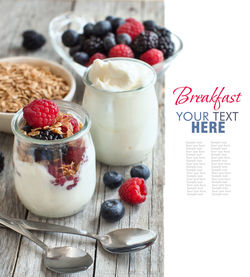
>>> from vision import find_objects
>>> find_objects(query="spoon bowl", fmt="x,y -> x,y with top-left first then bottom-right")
45,246 -> 93,274
100,228 -> 157,254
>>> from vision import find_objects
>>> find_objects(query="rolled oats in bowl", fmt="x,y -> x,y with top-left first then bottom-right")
0,63 -> 70,113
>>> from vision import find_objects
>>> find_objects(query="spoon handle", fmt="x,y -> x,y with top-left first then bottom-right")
0,217 -> 99,240
0,214 -> 48,251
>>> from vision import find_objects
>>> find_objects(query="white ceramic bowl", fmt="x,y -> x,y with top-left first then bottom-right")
0,56 -> 76,133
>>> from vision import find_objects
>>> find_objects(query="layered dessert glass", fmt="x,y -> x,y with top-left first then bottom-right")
11,100 -> 96,218
82,58 -> 158,166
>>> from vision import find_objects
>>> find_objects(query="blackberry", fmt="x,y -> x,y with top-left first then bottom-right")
82,36 -> 105,56
152,27 -> 174,58
158,35 -> 174,58
22,30 -> 46,51
0,152 -> 4,173
132,31 -> 158,55
31,130 -> 64,140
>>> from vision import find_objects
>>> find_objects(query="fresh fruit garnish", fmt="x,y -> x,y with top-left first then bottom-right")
62,29 -> 79,47
143,20 -> 157,31
23,99 -> 59,128
116,19 -> 144,40
22,30 -> 46,51
119,178 -> 147,204
93,20 -> 112,36
0,152 -> 4,174
103,35 -> 116,51
100,199 -> 125,222
116,33 -> 132,45
103,171 -> 124,189
83,36 -> 105,56
86,53 -> 106,66
132,31 -> 159,55
31,129 -> 64,140
73,52 -> 89,65
64,146 -> 85,165
140,48 -> 164,66
108,44 -> 134,58
130,164 -> 150,180
83,23 -> 94,36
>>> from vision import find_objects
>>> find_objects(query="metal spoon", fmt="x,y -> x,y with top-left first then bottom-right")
0,217 -> 157,254
0,215 -> 93,273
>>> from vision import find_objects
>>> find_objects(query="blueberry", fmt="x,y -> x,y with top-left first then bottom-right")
84,23 -> 94,36
69,44 -> 82,56
73,52 -> 89,65
143,20 -> 157,31
103,36 -> 116,52
100,199 -> 125,222
62,29 -> 79,47
103,171 -> 124,189
22,125 -> 32,133
116,33 -> 132,45
105,15 -> 116,22
130,164 -> 150,180
34,147 -> 52,162
111,18 -> 125,31
106,32 -> 115,38
93,20 -> 112,36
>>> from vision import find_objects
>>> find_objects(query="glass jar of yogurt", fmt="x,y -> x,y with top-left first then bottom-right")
82,58 -> 158,166
11,101 -> 96,218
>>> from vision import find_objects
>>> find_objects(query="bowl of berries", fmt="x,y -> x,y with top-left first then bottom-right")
49,12 -> 183,79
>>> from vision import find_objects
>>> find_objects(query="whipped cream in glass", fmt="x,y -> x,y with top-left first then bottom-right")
82,58 -> 158,166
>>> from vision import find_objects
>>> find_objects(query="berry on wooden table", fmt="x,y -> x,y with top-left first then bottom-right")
100,199 -> 125,222
0,152 -> 4,173
22,30 -> 46,51
130,164 -> 150,180
103,171 -> 124,189
119,178 -> 147,204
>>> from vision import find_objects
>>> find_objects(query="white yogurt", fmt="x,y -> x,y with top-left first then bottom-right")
83,58 -> 158,166
14,146 -> 96,218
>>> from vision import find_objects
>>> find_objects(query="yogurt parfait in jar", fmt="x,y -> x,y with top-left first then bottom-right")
11,99 -> 96,218
82,58 -> 158,166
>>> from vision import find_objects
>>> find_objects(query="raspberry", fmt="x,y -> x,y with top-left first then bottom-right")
140,48 -> 164,66
64,146 -> 86,165
23,99 -> 59,128
117,20 -> 144,40
132,31 -> 159,55
109,44 -> 134,58
86,53 -> 106,66
61,114 -> 80,134
125,18 -> 138,24
119,178 -> 147,204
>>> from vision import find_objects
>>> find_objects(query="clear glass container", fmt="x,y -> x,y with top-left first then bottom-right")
11,101 -> 96,218
82,58 -> 158,166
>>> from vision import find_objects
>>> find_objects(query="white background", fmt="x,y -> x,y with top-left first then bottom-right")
164,0 -> 250,276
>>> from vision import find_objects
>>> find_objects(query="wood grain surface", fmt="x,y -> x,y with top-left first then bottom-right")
0,1 -> 164,276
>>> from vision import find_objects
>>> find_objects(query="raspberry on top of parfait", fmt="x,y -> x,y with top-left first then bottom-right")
22,99 -> 82,140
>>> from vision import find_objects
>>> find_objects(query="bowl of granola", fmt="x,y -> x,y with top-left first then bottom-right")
0,56 -> 76,133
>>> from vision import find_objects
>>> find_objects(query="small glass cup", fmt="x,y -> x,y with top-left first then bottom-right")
82,58 -> 158,166
11,101 -> 96,218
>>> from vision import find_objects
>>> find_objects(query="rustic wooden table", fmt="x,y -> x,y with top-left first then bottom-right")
0,0 -> 164,276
